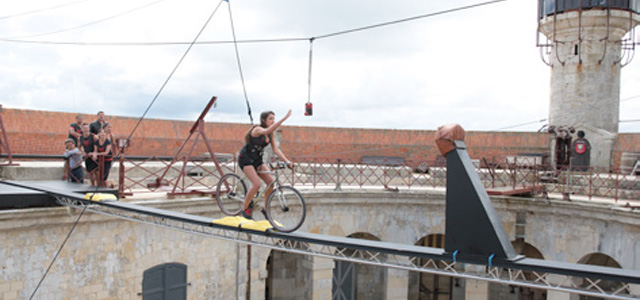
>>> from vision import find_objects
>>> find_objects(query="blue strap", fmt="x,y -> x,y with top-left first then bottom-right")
488,254 -> 495,267
452,250 -> 458,263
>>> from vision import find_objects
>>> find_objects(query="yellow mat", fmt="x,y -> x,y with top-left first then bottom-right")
212,216 -> 273,232
83,193 -> 117,202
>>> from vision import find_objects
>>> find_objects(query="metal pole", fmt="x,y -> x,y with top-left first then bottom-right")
98,155 -> 105,187
335,159 -> 342,191
615,172 -> 620,202
118,154 -> 125,198
564,159 -> 572,201
512,157 -> 517,189
236,243 -> 240,300
588,167 -> 593,200
246,242 -> 251,300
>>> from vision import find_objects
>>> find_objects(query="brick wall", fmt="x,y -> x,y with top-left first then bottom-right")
1,108 -> 637,167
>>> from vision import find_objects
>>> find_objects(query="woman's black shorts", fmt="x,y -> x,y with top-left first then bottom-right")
238,154 -> 263,170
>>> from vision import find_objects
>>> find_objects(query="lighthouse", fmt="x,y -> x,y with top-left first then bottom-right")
537,0 -> 639,169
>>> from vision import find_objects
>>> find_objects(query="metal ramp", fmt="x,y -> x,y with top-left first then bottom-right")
1,179 -> 639,300
0,180 -> 117,209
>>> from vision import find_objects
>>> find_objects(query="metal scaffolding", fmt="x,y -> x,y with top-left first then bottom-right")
0,179 -> 633,300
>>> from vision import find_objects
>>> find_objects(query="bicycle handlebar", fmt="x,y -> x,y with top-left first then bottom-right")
270,161 -> 293,170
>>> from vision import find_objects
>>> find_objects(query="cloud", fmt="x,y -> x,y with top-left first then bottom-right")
0,0 -> 638,133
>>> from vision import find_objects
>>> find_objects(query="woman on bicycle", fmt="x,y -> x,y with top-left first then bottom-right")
238,110 -> 293,219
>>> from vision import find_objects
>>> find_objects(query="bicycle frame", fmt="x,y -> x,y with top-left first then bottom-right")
216,161 -> 306,232
251,164 -> 285,207
218,163 -> 282,202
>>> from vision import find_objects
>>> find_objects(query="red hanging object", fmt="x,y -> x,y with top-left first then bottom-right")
305,102 -> 313,116
305,39 -> 314,117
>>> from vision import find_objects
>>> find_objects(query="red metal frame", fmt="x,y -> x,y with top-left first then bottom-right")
153,96 -> 228,196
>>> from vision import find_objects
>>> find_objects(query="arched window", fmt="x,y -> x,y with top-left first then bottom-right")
332,232 -> 387,300
266,249 -> 312,299
408,234 -> 459,300
576,253 -> 628,300
141,263 -> 188,300
488,240 -> 547,300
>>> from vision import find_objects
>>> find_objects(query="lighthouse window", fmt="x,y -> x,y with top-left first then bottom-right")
574,44 -> 579,55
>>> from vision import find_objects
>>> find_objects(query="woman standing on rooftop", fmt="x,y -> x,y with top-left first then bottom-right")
79,124 -> 98,186
95,129 -> 113,187
103,122 -> 118,157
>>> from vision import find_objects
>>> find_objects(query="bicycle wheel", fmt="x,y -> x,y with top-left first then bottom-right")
216,173 -> 246,216
265,186 -> 306,232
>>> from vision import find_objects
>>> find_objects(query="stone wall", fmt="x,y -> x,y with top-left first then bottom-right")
0,199 -> 242,300
1,190 -> 640,299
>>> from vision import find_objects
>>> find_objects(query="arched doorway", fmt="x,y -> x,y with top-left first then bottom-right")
332,232 -> 388,300
265,249 -> 312,300
574,253 -> 628,300
488,239 -> 547,300
408,233 -> 464,300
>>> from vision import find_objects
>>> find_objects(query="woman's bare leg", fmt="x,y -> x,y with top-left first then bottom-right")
90,170 -> 97,186
257,164 -> 274,206
242,166 -> 262,210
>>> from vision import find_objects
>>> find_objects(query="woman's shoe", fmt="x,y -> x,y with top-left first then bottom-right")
241,208 -> 253,220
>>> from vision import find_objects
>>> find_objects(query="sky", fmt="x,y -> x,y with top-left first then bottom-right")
0,0 -> 639,133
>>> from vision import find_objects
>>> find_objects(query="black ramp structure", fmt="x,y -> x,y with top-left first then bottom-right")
0,180 -> 117,209
436,124 -> 517,262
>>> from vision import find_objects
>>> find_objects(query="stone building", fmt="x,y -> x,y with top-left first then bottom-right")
1,188 -> 639,299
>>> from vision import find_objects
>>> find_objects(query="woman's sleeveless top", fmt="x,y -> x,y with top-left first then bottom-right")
240,129 -> 270,160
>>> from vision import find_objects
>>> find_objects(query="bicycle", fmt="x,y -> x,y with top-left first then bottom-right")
215,161 -> 306,233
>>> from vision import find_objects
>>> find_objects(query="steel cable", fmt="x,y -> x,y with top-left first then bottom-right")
1,0 -> 509,46
27,3 -> 225,295
0,0 -> 95,21
28,205 -> 87,300
119,0 -> 226,153
226,1 -> 253,124
2,0 -> 168,40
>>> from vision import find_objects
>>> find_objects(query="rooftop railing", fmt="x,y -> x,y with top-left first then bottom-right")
3,153 -> 636,202
116,155 -> 640,202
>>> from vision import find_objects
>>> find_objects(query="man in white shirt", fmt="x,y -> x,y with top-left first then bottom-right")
64,138 -> 84,183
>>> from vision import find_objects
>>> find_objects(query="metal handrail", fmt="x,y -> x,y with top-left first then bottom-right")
2,153 -> 637,202
115,155 -> 638,201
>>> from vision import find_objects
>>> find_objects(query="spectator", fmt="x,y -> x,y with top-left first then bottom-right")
571,130 -> 591,171
103,122 -> 118,157
68,114 -> 83,145
90,111 -> 106,135
547,125 -> 575,170
95,129 -> 113,186
79,123 -> 98,186
64,138 -> 84,183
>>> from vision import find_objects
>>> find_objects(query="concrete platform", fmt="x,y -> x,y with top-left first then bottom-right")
0,180 -> 117,209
